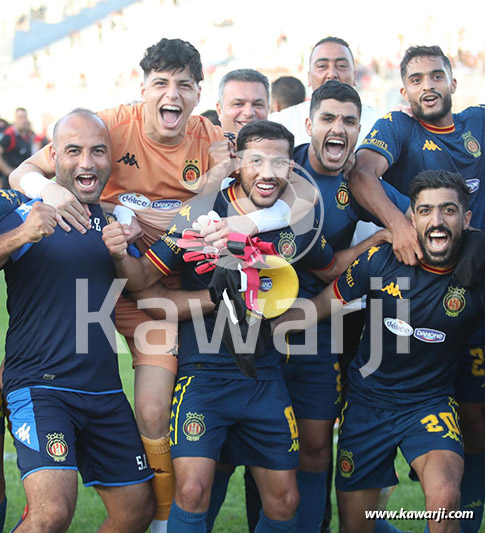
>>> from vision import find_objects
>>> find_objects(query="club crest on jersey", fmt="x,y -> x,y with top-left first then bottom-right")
443,286 -> 466,317
183,160 -> 201,189
183,412 -> 206,441
46,433 -> 69,462
338,449 -> 355,478
278,232 -> 297,260
335,182 -> 350,210
462,131 -> 481,158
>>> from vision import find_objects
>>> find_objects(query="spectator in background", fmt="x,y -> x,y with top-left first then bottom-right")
270,76 -> 306,113
0,108 -> 34,188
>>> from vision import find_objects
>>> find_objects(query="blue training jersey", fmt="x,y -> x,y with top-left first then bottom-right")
357,105 -> 485,345
146,183 -> 334,379
1,200 -> 122,396
287,145 -> 410,360
334,243 -> 485,408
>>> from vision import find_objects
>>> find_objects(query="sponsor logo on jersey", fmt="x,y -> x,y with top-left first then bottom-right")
466,179 -> 480,194
443,286 -> 466,317
335,182 -> 350,210
46,433 -> 69,462
278,232 -> 297,260
116,152 -> 140,168
182,160 -> 201,189
118,193 -> 151,210
0,190 -> 14,204
345,259 -> 359,288
183,412 -> 206,441
360,137 -> 389,151
338,449 -> 355,478
321,236 -> 327,250
413,328 -> 446,343
15,422 -> 31,444
18,203 -> 32,216
384,318 -> 413,336
462,131 -> 481,158
152,199 -> 182,211
260,277 -> 273,292
381,282 -> 403,299
422,140 -> 442,151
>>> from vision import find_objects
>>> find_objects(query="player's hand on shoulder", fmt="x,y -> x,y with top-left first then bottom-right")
23,202 -> 57,243
102,222 -> 128,259
41,181 -> 91,234
390,216 -> 423,265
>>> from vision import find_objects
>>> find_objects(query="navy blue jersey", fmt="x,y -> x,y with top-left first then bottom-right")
357,106 -> 485,230
289,145 -> 410,360
1,200 -> 122,396
293,144 -> 410,252
357,105 -> 485,345
147,183 -> 334,379
334,243 -> 485,408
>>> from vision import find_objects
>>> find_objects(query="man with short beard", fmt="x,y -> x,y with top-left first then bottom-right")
348,44 -> 485,533
274,170 -> 482,533
0,109 -> 155,532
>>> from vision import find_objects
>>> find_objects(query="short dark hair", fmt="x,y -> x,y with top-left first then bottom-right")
409,169 -> 471,211
15,107 -> 27,114
400,45 -> 452,80
310,36 -> 354,64
218,69 -> 270,105
236,120 -> 294,158
271,76 -> 306,109
309,80 -> 361,119
200,109 -> 221,126
140,38 -> 203,83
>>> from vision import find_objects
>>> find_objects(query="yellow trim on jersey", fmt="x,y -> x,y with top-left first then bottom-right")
173,376 -> 194,445
145,249 -> 171,276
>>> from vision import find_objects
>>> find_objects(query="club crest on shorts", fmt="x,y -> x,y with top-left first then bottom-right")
338,449 -> 355,478
183,160 -> 201,189
278,232 -> 296,261
462,131 -> 481,158
46,433 -> 69,462
183,412 -> 206,441
443,286 -> 466,317
335,182 -> 350,210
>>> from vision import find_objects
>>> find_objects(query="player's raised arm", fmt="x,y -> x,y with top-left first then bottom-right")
348,148 -> 422,265
9,145 -> 91,233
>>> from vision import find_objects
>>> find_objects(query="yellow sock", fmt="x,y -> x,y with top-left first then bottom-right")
141,434 -> 175,520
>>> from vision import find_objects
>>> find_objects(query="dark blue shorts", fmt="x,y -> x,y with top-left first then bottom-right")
455,346 -> 485,403
7,387 -> 153,486
281,352 -> 341,420
336,397 -> 464,492
170,375 -> 299,470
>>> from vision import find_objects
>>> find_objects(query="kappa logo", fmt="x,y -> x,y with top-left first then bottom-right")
18,204 -> 32,215
15,422 -> 31,444
423,140 -> 442,151
117,152 -> 140,168
381,282 -> 403,299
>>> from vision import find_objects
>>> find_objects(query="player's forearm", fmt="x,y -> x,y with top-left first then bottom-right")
113,255 -> 158,292
129,286 -> 214,320
0,225 -> 34,267
9,149 -> 54,191
348,168 -> 406,231
0,156 -> 13,178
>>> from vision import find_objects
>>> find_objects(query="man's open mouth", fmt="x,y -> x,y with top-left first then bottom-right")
160,105 -> 183,128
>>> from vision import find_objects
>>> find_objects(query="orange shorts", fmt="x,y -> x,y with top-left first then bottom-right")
115,295 -> 178,374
